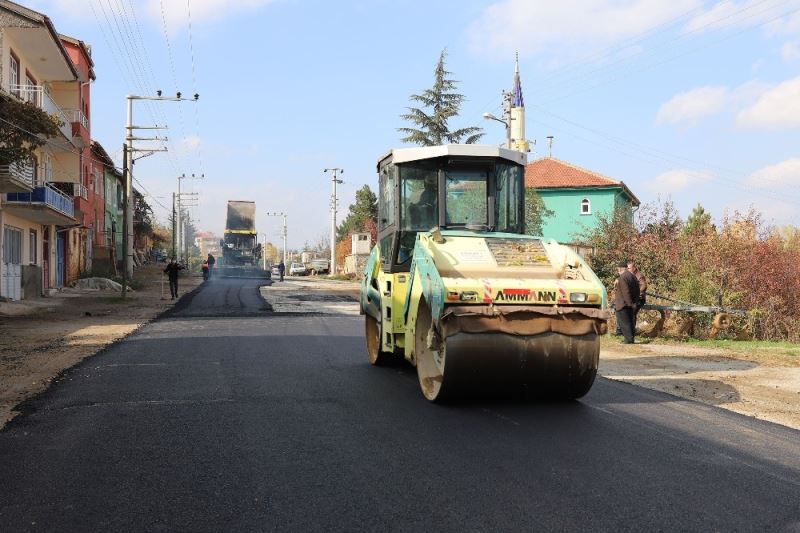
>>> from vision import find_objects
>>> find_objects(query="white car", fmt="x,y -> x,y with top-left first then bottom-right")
289,262 -> 307,276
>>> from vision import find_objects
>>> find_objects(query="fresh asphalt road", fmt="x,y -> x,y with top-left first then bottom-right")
1,277 -> 799,532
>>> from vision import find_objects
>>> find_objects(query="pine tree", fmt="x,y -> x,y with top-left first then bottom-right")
398,49 -> 484,146
337,185 -> 378,241
684,203 -> 714,235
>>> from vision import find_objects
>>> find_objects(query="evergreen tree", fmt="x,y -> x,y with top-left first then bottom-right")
683,203 -> 714,235
398,49 -> 484,146
337,185 -> 378,241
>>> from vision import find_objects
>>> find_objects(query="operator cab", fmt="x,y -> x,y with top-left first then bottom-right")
376,145 -> 527,273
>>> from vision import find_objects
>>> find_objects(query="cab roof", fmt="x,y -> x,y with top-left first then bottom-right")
377,145 -> 527,171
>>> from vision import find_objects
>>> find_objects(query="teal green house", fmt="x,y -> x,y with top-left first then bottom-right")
525,157 -> 639,250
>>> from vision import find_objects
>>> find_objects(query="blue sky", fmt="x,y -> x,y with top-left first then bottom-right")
27,0 -> 800,248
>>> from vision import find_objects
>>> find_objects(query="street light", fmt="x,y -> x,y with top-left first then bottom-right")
482,112 -> 511,149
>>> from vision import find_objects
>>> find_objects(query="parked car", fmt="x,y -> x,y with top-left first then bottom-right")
289,262 -> 307,276
271,265 -> 281,277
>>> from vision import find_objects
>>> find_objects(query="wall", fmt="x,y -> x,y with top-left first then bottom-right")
536,188 -> 620,244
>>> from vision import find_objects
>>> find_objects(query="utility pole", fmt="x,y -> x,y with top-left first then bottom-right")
124,91 -> 198,279
122,143 -> 129,298
266,212 -> 287,267
171,192 -> 177,259
323,168 -> 343,274
176,173 -> 202,263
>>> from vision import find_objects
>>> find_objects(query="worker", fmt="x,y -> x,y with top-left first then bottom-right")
201,260 -> 210,281
164,258 -> 184,299
278,260 -> 285,282
614,261 -> 640,344
408,175 -> 438,229
207,253 -> 216,277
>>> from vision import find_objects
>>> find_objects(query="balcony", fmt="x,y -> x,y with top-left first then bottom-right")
4,183 -> 76,225
0,161 -> 35,193
69,109 -> 90,147
9,84 -> 73,141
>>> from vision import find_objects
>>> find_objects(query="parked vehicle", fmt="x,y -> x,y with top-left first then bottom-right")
308,258 -> 330,275
289,262 -> 307,276
271,265 -> 281,277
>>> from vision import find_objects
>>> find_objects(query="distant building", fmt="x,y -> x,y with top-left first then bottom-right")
344,232 -> 371,275
525,157 -> 640,252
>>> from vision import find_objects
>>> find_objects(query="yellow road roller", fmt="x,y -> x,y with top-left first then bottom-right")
360,145 -> 610,401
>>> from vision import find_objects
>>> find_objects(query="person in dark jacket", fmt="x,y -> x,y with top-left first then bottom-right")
614,260 -> 640,344
278,261 -> 285,282
164,258 -> 184,299
206,253 -> 216,278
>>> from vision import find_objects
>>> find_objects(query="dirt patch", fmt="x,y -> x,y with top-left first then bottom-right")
600,340 -> 800,429
0,264 -> 202,429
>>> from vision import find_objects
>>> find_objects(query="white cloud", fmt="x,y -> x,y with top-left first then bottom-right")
468,0 -> 701,59
685,0 -> 800,34
781,40 -> 800,62
648,169 -> 714,193
146,0 -> 277,33
745,158 -> 800,188
736,76 -> 800,129
656,86 -> 728,125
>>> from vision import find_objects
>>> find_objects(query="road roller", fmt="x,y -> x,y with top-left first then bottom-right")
360,145 -> 610,401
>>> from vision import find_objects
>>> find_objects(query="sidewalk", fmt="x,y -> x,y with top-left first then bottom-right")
0,264 -> 202,428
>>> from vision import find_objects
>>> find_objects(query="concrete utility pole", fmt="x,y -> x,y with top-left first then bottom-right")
124,92 -> 198,279
266,212 -> 287,267
323,168 -> 343,274
176,173 -> 203,263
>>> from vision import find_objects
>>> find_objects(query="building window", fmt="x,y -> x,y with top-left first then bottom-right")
29,230 -> 38,264
580,198 -> 591,215
9,51 -> 20,96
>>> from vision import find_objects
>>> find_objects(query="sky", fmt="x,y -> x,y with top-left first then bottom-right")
24,0 -> 800,248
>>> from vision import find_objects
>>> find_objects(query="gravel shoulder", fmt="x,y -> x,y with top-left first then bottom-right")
0,264 -> 202,428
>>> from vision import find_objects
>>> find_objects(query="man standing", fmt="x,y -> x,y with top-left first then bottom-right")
278,260 -> 285,282
614,260 -> 640,344
164,258 -> 184,299
206,253 -> 216,278
628,261 -> 647,325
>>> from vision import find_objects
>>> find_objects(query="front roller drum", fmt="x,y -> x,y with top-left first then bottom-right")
415,306 -> 599,402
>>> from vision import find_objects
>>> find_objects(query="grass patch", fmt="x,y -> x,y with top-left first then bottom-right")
677,338 -> 800,356
608,333 -> 800,356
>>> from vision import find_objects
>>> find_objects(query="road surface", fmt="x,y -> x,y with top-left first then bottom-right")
1,277 -> 798,532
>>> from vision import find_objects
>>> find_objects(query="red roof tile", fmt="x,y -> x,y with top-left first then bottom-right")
524,157 -> 640,205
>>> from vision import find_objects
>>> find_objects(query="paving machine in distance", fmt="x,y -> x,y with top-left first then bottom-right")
360,145 -> 610,401
218,200 -> 269,279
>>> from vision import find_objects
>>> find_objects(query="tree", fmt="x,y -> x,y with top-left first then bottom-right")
0,92 -> 62,166
524,189 -> 554,237
398,49 -> 483,146
337,185 -> 378,241
684,203 -> 714,236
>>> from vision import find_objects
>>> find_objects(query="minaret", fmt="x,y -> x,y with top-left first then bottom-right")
509,53 -> 529,152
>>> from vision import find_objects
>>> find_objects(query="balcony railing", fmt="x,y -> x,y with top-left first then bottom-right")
9,84 -> 73,140
0,161 -> 35,191
5,183 -> 75,218
71,108 -> 89,131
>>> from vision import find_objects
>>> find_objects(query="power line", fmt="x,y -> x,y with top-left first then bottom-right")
185,0 -> 204,175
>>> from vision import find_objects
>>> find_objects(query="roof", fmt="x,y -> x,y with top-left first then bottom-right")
59,34 -> 96,80
378,144 -> 527,170
525,157 -> 640,206
0,0 -> 79,80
